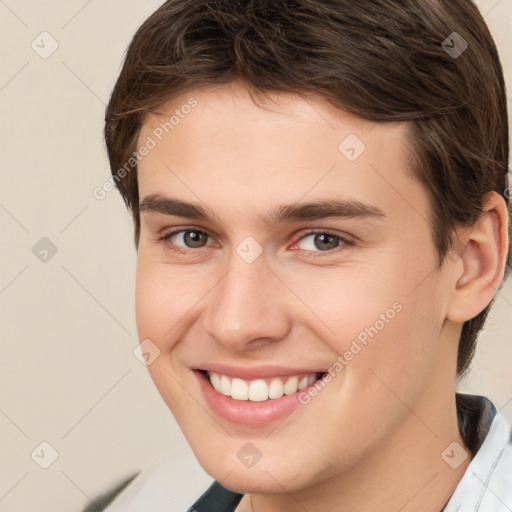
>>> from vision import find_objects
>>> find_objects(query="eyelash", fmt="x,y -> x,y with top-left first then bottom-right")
159,228 -> 354,258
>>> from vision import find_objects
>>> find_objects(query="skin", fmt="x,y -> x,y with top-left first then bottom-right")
134,80 -> 508,512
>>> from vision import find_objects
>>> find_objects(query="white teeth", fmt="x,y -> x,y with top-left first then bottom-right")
231,378 -> 248,400
206,371 -> 320,402
268,378 -> 284,399
298,376 -> 309,390
220,374 -> 231,396
248,379 -> 268,402
283,376 -> 299,395
209,372 -> 221,391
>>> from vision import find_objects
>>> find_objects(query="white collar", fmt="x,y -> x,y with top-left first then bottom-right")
444,410 -> 512,511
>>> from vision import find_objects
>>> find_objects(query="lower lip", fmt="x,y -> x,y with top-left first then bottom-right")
195,370 -> 314,426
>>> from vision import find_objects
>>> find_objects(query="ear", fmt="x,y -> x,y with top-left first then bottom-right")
446,191 -> 509,323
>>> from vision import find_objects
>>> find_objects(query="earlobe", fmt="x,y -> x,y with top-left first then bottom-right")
446,192 -> 509,323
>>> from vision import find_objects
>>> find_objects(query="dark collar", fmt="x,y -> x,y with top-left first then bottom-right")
456,392 -> 497,456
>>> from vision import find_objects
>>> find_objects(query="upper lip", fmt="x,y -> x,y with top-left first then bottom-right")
196,363 -> 326,380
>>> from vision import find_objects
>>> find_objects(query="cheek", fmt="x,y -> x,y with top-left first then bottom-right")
134,254 -> 200,346
347,281 -> 444,395
287,254 -> 443,379
281,263 -> 404,346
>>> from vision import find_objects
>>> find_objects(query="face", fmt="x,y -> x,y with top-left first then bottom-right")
135,81 -> 456,493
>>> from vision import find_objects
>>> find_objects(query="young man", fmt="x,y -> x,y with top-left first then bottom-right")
92,0 -> 512,510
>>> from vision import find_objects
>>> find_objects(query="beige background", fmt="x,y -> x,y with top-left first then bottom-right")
0,1 -> 511,510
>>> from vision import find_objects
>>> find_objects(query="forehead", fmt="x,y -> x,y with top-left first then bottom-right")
136,82 -> 429,231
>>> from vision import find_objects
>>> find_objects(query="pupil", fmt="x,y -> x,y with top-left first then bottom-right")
316,234 -> 337,250
185,231 -> 205,248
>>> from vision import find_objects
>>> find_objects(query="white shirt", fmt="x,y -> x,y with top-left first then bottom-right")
444,408 -> 512,511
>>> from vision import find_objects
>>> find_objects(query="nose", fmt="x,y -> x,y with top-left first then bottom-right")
200,250 -> 291,352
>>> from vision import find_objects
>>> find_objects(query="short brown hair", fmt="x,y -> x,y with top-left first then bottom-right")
104,0 -> 510,378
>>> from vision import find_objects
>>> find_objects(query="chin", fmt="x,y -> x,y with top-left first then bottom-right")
210,466 -> 308,495
192,441 -> 328,495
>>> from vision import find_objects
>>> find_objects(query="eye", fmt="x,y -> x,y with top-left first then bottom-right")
160,228 -> 214,254
292,230 -> 353,257
159,228 -> 354,258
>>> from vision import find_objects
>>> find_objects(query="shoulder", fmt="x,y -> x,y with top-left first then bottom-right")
445,394 -> 512,511
82,472 -> 141,512
474,410 -> 512,509
81,451 -> 214,511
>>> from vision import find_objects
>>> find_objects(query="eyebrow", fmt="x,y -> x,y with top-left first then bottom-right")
139,194 -> 386,226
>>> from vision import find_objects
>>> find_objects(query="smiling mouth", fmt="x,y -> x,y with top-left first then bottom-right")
198,370 -> 327,402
